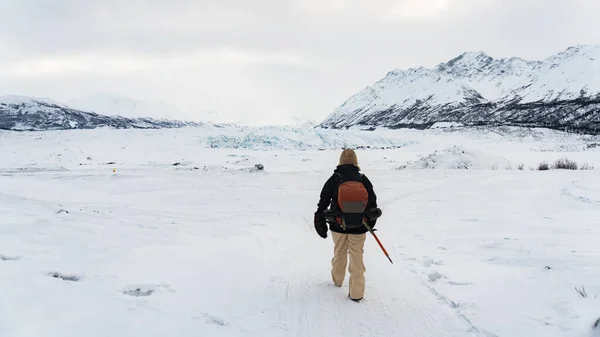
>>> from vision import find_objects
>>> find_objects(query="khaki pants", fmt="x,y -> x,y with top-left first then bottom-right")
331,232 -> 367,299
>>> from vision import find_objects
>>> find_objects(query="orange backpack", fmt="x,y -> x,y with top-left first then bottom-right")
334,173 -> 369,229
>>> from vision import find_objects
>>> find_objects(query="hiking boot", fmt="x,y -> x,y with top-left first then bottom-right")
348,294 -> 362,302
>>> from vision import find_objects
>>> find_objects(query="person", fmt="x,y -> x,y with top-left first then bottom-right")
313,148 -> 379,302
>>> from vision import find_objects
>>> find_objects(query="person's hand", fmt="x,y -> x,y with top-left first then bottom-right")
366,208 -> 382,220
314,212 -> 328,239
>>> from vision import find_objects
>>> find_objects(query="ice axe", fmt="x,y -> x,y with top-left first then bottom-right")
362,208 -> 393,264
363,219 -> 393,264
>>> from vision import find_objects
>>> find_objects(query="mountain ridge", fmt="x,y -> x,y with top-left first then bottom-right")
0,95 -> 203,131
321,44 -> 600,134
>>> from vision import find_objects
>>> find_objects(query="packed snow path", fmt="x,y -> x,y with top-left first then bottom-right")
2,165 -> 599,337
0,167 -> 485,337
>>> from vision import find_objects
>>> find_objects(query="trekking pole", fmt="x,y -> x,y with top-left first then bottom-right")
363,221 -> 393,264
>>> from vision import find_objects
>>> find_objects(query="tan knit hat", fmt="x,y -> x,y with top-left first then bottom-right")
338,148 -> 360,170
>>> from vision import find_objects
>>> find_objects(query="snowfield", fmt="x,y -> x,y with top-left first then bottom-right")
1,125 -> 600,337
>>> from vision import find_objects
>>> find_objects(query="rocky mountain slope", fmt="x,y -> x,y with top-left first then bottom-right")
0,95 -> 202,131
321,44 -> 600,134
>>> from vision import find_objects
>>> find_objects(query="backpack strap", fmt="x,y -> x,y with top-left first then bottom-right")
334,172 -> 363,182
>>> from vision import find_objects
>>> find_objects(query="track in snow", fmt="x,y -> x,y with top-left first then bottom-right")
1,130 -> 600,337
0,167 -> 485,337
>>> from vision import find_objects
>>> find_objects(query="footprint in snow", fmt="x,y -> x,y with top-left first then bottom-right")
122,284 -> 173,297
0,254 -> 21,261
192,313 -> 228,327
428,272 -> 446,282
123,287 -> 155,297
47,271 -> 81,282
423,258 -> 444,267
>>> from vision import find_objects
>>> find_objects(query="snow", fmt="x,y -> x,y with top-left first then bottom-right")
0,95 -> 77,123
323,44 -> 600,127
0,95 -> 206,131
1,125 -> 600,337
435,51 -> 542,101
397,146 -> 512,170
327,67 -> 484,126
513,45 -> 600,103
0,95 -> 69,107
430,122 -> 465,129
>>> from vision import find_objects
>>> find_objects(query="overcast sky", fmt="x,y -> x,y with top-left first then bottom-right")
0,0 -> 599,125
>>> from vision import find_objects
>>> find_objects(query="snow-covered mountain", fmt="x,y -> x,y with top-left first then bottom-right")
434,51 -> 543,100
0,95 -> 202,131
321,44 -> 600,134
322,67 -> 488,128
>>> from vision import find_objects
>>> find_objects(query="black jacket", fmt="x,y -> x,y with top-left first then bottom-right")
316,164 -> 378,234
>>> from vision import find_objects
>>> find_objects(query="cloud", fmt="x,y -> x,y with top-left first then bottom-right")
288,0 -> 498,22
0,0 -> 599,125
1,49 -> 316,77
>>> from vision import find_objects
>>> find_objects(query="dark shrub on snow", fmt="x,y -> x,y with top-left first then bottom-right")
552,158 -> 578,170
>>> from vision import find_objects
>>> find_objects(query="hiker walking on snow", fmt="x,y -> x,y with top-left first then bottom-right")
314,148 -> 380,302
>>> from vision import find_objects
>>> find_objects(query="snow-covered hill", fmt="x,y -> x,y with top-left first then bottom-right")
321,44 -> 600,134
0,95 -> 202,131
